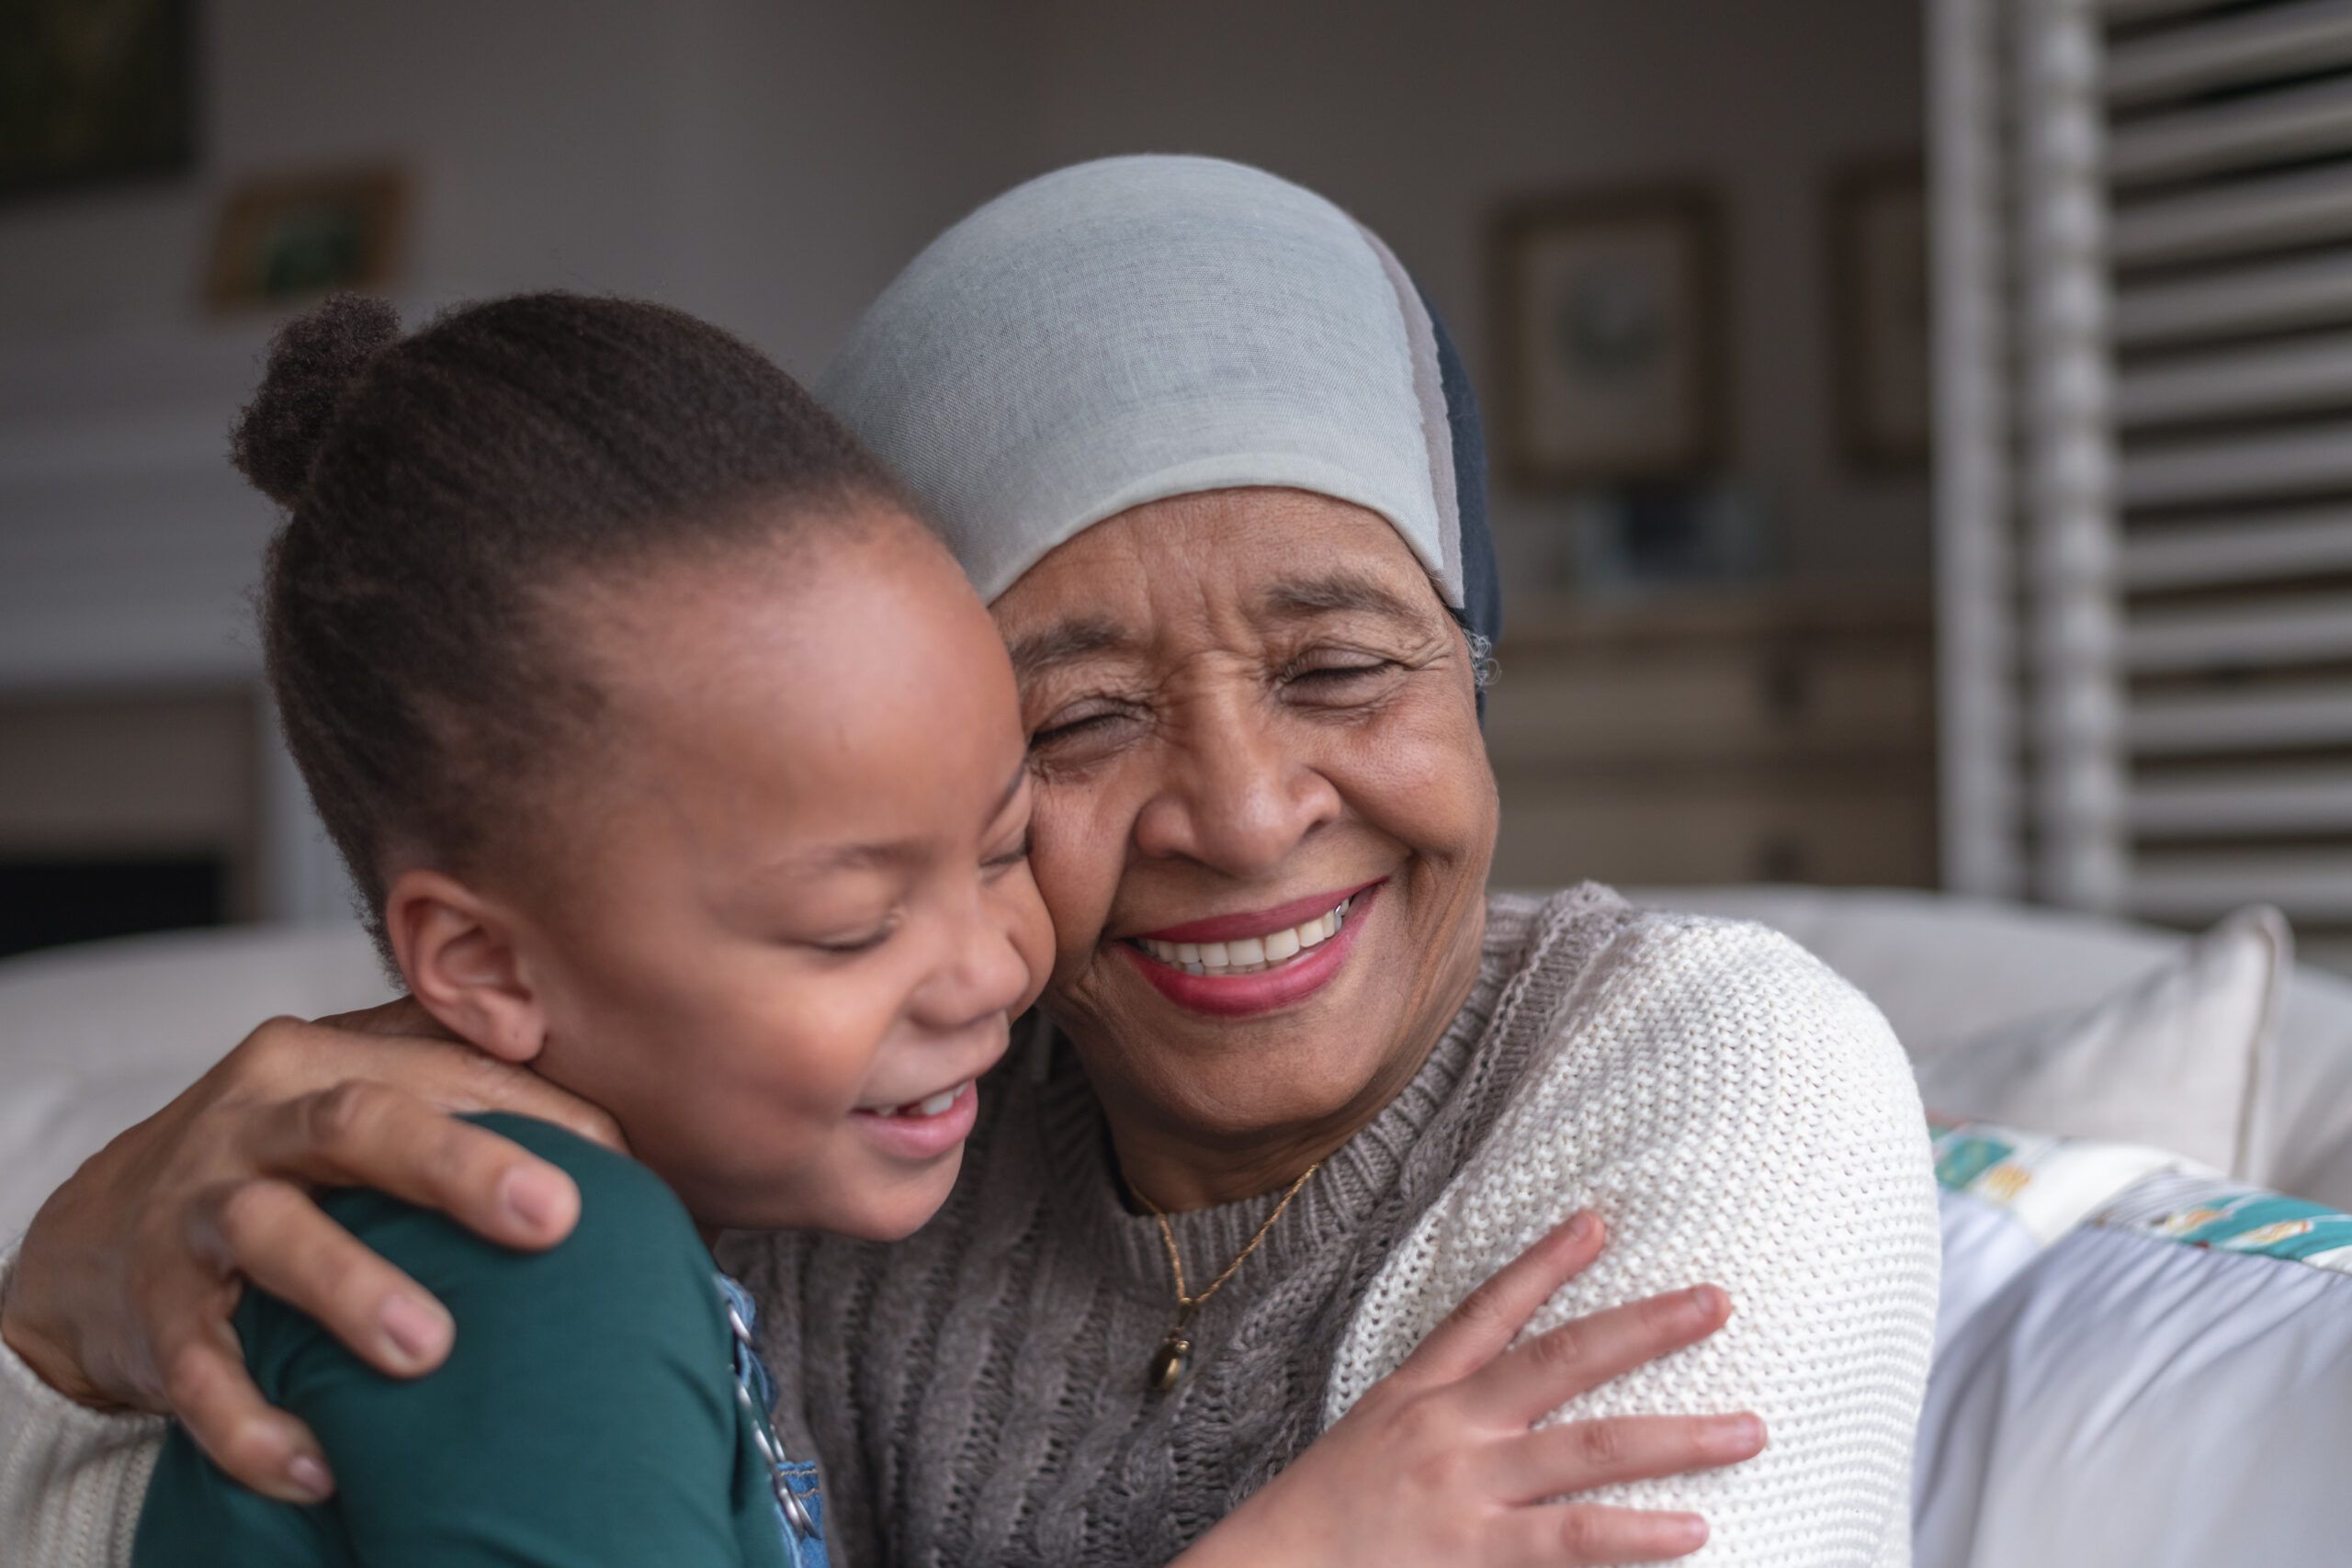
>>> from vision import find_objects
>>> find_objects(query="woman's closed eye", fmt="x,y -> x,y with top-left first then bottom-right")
1280,649 -> 1408,704
1029,698 -> 1144,754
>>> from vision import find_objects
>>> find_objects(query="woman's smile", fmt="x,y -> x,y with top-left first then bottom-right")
1119,878 -> 1385,1016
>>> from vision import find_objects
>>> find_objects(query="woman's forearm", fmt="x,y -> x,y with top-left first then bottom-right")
0,1246 -> 164,1568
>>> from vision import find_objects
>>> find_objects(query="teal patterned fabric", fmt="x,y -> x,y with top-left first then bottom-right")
1928,1114 -> 2352,1276
2099,1172 -> 2352,1273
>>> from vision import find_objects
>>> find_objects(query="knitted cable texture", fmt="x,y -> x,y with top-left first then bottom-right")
0,1245 -> 164,1568
0,887 -> 1938,1567
1327,915 -> 1939,1567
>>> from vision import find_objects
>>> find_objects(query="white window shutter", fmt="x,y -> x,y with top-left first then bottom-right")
1934,0 -> 2352,965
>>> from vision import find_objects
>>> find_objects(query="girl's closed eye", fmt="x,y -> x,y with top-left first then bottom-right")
808,918 -> 898,956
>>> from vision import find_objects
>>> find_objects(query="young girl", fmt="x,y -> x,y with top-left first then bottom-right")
128,291 -> 1732,1568
131,289 -> 1046,1568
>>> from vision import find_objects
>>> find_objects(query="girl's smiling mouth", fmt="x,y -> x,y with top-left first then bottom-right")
849,1079 -> 981,1159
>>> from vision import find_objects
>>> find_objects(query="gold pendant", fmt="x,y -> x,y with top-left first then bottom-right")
1148,1330 -> 1193,1393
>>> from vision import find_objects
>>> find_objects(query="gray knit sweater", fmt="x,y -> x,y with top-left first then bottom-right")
727,882 -> 1934,1568
0,884 -> 1937,1568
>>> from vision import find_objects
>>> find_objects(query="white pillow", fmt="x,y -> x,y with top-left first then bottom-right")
1917,1161 -> 2352,1568
0,924 -> 388,1243
1913,905 -> 2287,1179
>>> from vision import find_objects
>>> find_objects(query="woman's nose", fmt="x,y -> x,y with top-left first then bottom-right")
1132,702 -> 1341,876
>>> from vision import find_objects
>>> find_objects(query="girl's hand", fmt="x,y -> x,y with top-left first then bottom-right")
1178,1214 -> 1762,1566
0,999 -> 619,1505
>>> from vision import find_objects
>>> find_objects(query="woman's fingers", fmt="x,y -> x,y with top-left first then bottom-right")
243,1077 -> 583,1253
1487,1413 -> 1766,1505
1470,1283 -> 1734,1427
192,1175 -> 454,1378
1389,1213 -> 1607,1389
265,1012 -> 628,1156
1497,1504 -> 1712,1566
146,1282 -> 335,1504
1,1003 -> 611,1435
313,993 -> 448,1040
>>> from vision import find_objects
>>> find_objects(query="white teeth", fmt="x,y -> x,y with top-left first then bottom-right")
900,1086 -> 960,1117
1136,896 -> 1356,977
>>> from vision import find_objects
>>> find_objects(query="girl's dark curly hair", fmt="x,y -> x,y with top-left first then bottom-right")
237,291 -> 905,955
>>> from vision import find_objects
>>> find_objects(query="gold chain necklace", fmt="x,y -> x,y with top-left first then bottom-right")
1133,1159 -> 1323,1393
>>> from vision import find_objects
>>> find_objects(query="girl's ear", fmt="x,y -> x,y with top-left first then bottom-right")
383,868 -> 547,1065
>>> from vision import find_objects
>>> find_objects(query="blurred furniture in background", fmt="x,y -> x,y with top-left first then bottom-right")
0,324 -> 355,956
1487,587 -> 1936,888
12,885 -> 2351,1246
0,691 -> 265,957
1931,0 -> 2352,974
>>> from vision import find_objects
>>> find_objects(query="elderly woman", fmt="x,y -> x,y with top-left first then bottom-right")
0,158 -> 1937,1565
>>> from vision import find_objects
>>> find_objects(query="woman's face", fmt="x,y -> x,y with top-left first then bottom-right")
992,488 -> 1498,1183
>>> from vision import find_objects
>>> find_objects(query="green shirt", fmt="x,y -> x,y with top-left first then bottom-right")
132,1113 -> 798,1567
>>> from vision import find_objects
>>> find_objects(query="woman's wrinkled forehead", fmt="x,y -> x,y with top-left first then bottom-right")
990,491 -> 1458,680
817,154 -> 1500,653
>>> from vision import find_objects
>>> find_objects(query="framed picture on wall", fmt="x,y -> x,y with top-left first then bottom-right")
1489,185 -> 1724,488
204,165 -> 412,311
1828,161 -> 1930,470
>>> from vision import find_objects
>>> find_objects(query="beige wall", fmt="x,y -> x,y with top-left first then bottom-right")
0,0 -> 1026,369
1009,0 -> 1930,585
0,0 -> 1928,922
0,0 -> 1926,578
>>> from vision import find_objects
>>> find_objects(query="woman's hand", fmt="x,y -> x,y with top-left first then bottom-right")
1178,1214 -> 1761,1567
0,998 -> 620,1505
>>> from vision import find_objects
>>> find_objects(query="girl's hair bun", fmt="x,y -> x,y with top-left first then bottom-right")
231,292 -> 403,509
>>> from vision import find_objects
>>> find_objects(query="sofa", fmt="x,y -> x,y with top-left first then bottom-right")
6,887 -> 2352,1565
6,885 -> 2351,1241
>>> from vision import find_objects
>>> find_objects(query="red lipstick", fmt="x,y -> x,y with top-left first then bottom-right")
1120,881 -> 1383,1018
1128,881 -> 1384,944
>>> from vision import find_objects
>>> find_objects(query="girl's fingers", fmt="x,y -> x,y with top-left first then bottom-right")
242,1078 -> 583,1252
1487,1413 -> 1766,1505
192,1175 -> 453,1378
1389,1213 -> 1607,1389
1469,1283 -> 1734,1427
1498,1504 -> 1712,1566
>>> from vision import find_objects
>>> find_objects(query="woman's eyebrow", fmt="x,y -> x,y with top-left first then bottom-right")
1008,617 -> 1129,679
1259,570 -> 1424,623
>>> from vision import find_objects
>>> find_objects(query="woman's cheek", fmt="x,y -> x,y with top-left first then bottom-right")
1024,781 -> 1122,976
1346,698 -> 1487,858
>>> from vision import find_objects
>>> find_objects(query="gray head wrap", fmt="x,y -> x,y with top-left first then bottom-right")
817,154 -> 1499,651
